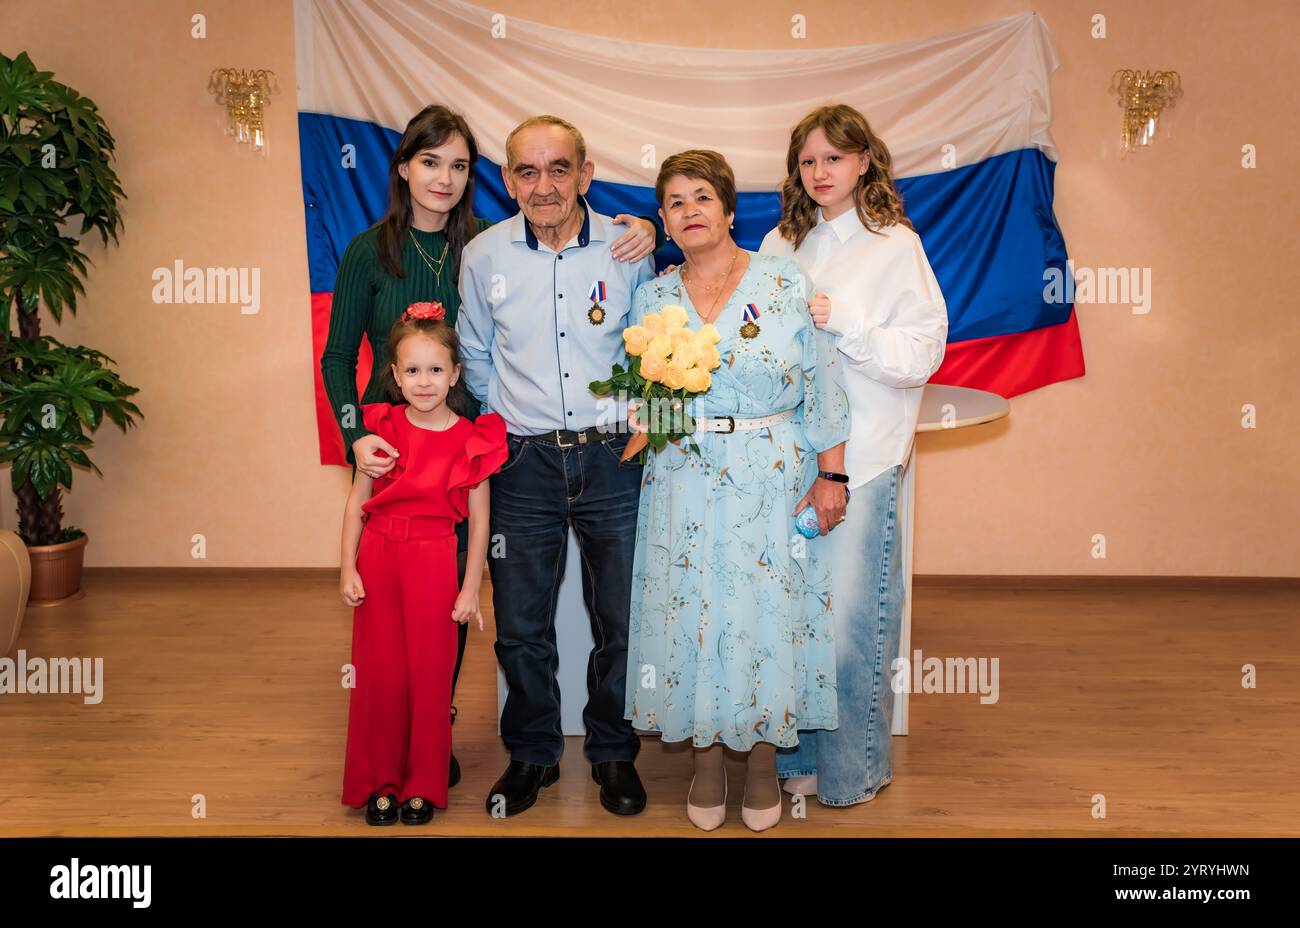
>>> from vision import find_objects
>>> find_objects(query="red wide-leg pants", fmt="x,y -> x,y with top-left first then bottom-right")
341,519 -> 457,809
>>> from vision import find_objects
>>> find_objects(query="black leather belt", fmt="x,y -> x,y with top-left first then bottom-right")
511,426 -> 620,448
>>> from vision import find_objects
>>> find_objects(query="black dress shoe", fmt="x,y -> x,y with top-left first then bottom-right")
365,791 -> 399,826
400,796 -> 434,825
591,761 -> 647,816
484,760 -> 559,818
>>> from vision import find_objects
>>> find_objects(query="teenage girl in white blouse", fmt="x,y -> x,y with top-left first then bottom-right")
760,103 -> 948,807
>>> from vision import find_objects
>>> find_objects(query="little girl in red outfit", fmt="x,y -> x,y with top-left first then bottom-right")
338,302 -> 507,825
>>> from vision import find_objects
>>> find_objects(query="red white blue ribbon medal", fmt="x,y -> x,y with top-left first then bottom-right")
588,280 -> 607,325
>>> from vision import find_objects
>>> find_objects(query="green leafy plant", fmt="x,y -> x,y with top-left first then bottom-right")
0,51 -> 139,546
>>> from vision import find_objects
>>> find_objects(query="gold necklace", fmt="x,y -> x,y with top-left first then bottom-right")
408,403 -> 454,431
684,249 -> 737,292
409,229 -> 450,276
683,247 -> 740,324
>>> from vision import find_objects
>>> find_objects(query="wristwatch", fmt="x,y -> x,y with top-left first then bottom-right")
818,470 -> 849,484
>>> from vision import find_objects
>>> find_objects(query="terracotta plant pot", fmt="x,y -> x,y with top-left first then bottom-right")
0,530 -> 32,652
26,533 -> 88,607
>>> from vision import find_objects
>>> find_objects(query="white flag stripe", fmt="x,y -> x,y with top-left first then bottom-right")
295,0 -> 1059,188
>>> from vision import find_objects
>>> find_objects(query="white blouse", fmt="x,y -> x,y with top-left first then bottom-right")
760,206 -> 948,488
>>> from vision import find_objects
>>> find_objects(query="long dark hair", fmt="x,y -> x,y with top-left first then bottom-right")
375,104 -> 480,280
377,316 -> 469,416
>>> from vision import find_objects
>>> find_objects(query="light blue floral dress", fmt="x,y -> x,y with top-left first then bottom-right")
623,251 -> 851,750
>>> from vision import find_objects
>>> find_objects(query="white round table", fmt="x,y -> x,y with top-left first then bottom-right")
892,384 -> 1010,735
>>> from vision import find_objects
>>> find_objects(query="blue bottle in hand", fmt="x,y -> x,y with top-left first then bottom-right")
795,487 -> 850,538
795,506 -> 821,538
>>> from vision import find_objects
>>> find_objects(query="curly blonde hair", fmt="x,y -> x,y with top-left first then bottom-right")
778,104 -> 912,250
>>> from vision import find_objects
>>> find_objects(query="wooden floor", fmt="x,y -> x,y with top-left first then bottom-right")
2,568 -> 1297,837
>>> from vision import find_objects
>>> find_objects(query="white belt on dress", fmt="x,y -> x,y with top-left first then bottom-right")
693,409 -> 795,434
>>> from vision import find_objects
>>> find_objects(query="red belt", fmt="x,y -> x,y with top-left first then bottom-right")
362,513 -> 454,541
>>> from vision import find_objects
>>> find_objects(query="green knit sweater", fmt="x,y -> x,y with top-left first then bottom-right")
321,218 -> 493,465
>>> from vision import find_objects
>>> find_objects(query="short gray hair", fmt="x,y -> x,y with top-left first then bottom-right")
505,115 -> 587,169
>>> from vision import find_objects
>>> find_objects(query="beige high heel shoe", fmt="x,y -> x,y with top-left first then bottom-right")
781,775 -> 818,797
741,780 -> 783,832
686,769 -> 728,831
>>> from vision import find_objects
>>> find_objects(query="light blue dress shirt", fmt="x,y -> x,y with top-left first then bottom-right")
456,197 -> 655,436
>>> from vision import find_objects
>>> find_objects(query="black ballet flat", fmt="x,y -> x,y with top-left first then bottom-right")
400,796 -> 434,825
365,791 -> 399,826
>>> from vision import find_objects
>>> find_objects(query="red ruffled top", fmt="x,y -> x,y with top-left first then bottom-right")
359,403 -> 508,522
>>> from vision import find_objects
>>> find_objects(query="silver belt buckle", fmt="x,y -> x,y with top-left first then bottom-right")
554,429 -> 575,449
720,416 -> 736,433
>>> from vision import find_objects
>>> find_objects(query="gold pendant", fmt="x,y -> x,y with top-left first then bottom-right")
588,303 -> 606,325
740,321 -> 760,339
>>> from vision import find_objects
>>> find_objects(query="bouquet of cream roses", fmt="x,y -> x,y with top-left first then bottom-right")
589,304 -> 723,462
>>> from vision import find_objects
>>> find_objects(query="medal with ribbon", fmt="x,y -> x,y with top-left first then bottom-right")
740,302 -> 761,339
588,280 -> 607,325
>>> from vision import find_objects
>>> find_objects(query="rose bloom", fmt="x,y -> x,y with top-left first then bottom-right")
683,366 -> 711,393
640,351 -> 668,382
647,333 -> 672,358
672,342 -> 699,369
623,325 -> 651,356
661,361 -> 688,390
687,337 -> 718,368
696,323 -> 721,345
642,313 -> 666,336
659,304 -> 689,329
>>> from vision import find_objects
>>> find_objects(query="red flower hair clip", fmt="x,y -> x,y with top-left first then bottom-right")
402,301 -> 447,323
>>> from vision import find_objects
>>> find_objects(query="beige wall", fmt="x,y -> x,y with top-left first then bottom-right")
2,0 -> 1296,574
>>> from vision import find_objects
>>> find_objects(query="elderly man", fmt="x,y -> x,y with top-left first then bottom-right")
457,115 -> 658,818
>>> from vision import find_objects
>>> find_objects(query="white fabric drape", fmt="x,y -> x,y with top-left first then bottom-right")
294,0 -> 1059,189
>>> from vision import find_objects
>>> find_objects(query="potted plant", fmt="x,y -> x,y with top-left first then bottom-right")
0,51 -> 140,605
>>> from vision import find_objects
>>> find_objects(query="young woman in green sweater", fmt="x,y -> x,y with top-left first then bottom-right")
321,104 -> 659,791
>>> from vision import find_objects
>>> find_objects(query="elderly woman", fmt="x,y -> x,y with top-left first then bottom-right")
623,150 -> 851,831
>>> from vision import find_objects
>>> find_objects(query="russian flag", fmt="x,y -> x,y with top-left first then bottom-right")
295,0 -> 1083,466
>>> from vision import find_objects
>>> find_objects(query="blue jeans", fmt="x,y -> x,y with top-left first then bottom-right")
488,430 -> 643,767
776,464 -> 903,805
